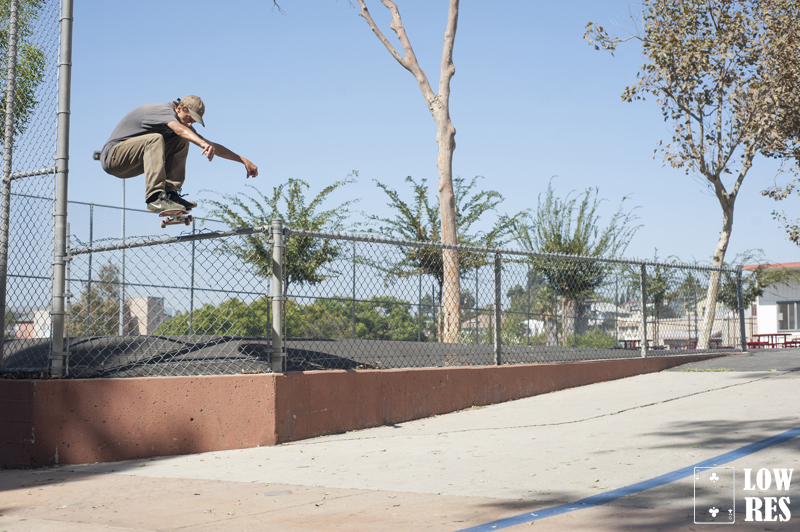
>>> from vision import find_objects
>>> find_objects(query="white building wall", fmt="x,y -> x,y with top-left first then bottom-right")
126,297 -> 167,335
33,309 -> 51,338
755,276 -> 800,335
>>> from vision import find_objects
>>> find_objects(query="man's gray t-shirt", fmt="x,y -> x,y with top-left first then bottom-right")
100,102 -> 201,171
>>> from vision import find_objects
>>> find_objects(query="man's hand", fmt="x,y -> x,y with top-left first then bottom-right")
243,158 -> 258,178
201,143 -> 215,162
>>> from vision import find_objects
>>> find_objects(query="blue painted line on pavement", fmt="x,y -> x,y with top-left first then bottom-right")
456,426 -> 800,532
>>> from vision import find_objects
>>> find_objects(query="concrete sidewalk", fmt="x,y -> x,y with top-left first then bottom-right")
2,350 -> 800,531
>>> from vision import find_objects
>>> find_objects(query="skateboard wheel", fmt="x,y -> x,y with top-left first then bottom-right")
160,220 -> 167,229
184,219 -> 190,226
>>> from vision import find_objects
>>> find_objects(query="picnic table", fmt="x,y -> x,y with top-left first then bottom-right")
751,333 -> 791,348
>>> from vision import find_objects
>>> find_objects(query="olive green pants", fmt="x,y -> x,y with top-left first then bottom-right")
104,133 -> 189,202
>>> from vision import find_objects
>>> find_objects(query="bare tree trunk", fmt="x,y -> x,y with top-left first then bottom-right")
437,119 -> 460,343
698,205 -> 733,349
357,0 -> 462,342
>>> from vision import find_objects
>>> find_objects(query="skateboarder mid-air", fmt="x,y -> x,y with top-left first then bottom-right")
100,95 -> 258,213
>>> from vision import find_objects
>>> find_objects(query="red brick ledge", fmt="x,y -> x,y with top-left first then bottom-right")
0,354 -> 727,468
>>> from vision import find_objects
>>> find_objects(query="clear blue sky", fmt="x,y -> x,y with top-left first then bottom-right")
68,0 -> 798,265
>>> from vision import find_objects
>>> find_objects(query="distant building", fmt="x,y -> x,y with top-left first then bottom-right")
7,307 -> 50,339
461,312 -> 506,332
125,297 -> 167,335
744,262 -> 800,341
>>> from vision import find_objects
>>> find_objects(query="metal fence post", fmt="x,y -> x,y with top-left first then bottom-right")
474,266 -> 478,345
86,203 -> 93,335
417,272 -> 421,341
737,265 -> 746,350
50,0 -> 74,377
189,217 -> 195,335
270,218 -> 285,372
118,180 -> 125,336
639,264 -> 648,358
494,252 -> 502,365
0,0 -> 19,360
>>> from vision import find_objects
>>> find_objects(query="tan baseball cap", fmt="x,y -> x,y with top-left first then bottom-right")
179,95 -> 205,126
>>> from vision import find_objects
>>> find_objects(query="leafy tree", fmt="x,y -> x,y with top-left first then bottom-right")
203,175 -> 359,296
515,181 -> 639,346
762,181 -> 799,247
504,270 -> 557,346
366,175 -> 518,342
157,297 -> 271,337
586,0 -> 800,347
69,261 -> 130,337
0,0 -> 46,138
674,271 -> 706,342
621,251 -> 681,346
286,295 -> 425,342
565,328 -> 618,349
717,252 -> 800,312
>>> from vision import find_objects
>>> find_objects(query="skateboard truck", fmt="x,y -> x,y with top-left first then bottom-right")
159,209 -> 193,229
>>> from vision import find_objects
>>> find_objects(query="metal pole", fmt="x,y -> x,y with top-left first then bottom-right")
0,0 -> 19,359
494,252 -> 502,365
474,265 -> 478,345
615,274 -> 619,346
417,271 -> 421,341
189,217 -> 195,335
86,203 -> 93,336
693,282 -> 698,345
118,180 -> 125,336
50,0 -> 74,377
737,266 -> 746,350
270,218 -> 285,372
351,239 -> 355,339
526,269 -> 530,345
64,223 -> 70,375
432,283 -> 436,342
639,264 -> 648,358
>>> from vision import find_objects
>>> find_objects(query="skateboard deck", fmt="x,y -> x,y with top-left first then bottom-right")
158,209 -> 193,228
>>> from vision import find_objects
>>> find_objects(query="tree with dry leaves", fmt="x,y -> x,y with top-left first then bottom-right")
586,0 -> 800,348
762,180 -> 800,246
355,0 -> 463,343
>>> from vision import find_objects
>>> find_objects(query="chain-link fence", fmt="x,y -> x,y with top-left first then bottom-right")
281,228 -> 744,370
0,0 -> 750,380
0,0 -> 62,375
1,199 -> 237,376
38,221 -> 745,378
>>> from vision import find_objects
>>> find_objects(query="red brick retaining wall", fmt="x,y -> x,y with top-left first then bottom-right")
0,354 -> 724,468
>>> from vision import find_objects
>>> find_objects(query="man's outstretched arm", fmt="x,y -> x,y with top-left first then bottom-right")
209,141 -> 258,178
167,121 -> 257,178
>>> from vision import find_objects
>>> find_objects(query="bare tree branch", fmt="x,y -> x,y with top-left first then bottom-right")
438,0 -> 459,102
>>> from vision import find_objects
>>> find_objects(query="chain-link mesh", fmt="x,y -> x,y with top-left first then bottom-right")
0,0 -> 60,375
64,215 -> 273,378
53,223 -> 744,378
282,231 -> 744,371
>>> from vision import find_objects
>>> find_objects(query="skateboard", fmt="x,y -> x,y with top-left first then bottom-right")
159,209 -> 193,228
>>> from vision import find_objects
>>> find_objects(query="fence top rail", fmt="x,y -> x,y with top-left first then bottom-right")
9,166 -> 56,181
13,192 -> 224,223
68,225 -> 272,256
283,227 -> 740,274
67,221 -> 737,274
